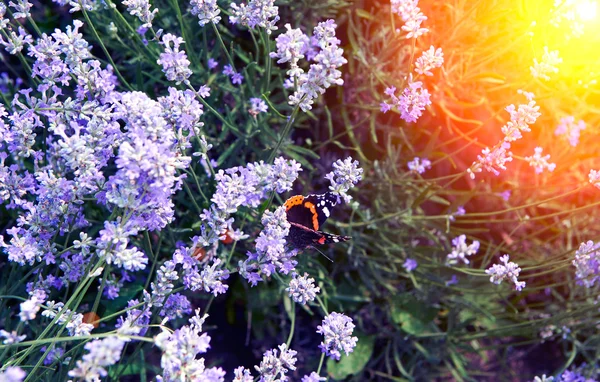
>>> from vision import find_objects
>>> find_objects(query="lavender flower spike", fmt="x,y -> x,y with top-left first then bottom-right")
325,157 -> 363,203
317,312 -> 358,360
485,254 -> 526,291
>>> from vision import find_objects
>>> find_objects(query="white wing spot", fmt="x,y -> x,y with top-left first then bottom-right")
322,206 -> 330,217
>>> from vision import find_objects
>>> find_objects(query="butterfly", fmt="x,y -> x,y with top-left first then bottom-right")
283,192 -> 350,250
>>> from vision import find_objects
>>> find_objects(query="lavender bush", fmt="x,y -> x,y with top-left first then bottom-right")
1,0 -> 600,381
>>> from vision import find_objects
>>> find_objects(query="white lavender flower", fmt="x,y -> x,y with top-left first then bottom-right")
485,254 -> 526,291
407,157 -> 431,174
0,367 -> 26,382
229,0 -> 279,34
302,372 -> 327,382
122,0 -> 158,28
19,289 -> 46,322
68,337 -> 126,381
0,330 -> 26,345
325,157 -> 363,203
190,0 -> 221,27
270,23 -> 309,79
254,343 -> 297,381
233,367 -> 253,382
530,46 -> 562,81
317,312 -> 358,360
289,20 -> 347,111
157,34 -> 192,84
8,0 -> 32,19
525,147 -> 556,174
196,258 -> 230,296
249,97 -> 268,116
286,272 -> 320,305
415,45 -> 443,76
446,235 -> 480,265
572,240 -> 600,288
41,301 -> 95,336
155,311 -> 225,381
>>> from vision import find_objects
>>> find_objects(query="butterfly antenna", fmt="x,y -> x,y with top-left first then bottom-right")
311,246 -> 334,263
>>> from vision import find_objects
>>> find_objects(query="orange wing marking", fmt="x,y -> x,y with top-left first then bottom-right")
304,201 -> 319,230
284,195 -> 304,210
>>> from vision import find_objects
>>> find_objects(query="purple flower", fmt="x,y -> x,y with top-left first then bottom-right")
403,258 -> 418,272
286,272 -> 320,304
391,0 -> 429,38
116,300 -> 151,336
468,142 -> 513,179
233,367 -> 253,382
229,0 -> 279,34
190,0 -> 221,26
500,190 -> 511,201
231,72 -> 244,85
0,367 -> 26,382
317,312 -> 358,360
530,46 -> 562,81
40,346 -> 65,366
302,372 -> 326,382
590,170 -> 600,189
525,147 -> 556,174
249,97 -> 268,116
208,58 -> 218,69
122,0 -> 157,28
289,20 -> 347,111
555,116 -> 586,147
0,26 -> 33,54
446,275 -> 458,286
189,258 -> 230,296
0,330 -> 26,345
9,0 -> 32,19
68,337 -> 126,380
255,343 -> 297,381
270,23 -> 309,79
398,80 -> 431,123
485,254 -> 526,291
160,293 -> 192,320
447,235 -> 480,265
415,46 -> 443,76
572,240 -> 600,288
154,311 -> 223,381
159,87 -> 204,141
157,33 -> 192,84
407,157 -> 431,174
325,157 -> 363,203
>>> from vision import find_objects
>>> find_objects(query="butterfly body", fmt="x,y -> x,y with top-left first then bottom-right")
283,192 -> 350,250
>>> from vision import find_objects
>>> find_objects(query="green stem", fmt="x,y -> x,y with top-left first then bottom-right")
80,5 -> 134,91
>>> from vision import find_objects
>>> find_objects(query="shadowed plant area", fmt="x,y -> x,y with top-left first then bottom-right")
0,0 -> 599,381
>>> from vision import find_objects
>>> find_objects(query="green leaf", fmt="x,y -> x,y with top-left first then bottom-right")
391,293 -> 437,335
327,334 -> 375,380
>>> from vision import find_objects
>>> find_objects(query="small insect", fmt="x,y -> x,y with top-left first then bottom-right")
283,192 -> 350,250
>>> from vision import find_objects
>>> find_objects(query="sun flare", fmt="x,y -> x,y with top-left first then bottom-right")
575,0 -> 598,21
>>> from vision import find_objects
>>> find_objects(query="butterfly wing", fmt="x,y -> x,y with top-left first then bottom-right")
284,192 -> 340,231
287,222 -> 351,250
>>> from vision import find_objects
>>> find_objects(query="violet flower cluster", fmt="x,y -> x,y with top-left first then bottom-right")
325,156 -> 364,203
572,240 -> 600,288
407,157 -> 431,174
278,20 -> 347,112
446,235 -> 480,266
485,254 -> 526,291
195,157 -> 301,247
317,312 -> 358,360
468,90 -> 542,179
286,272 -> 321,305
229,0 -> 280,34
555,116 -> 586,147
